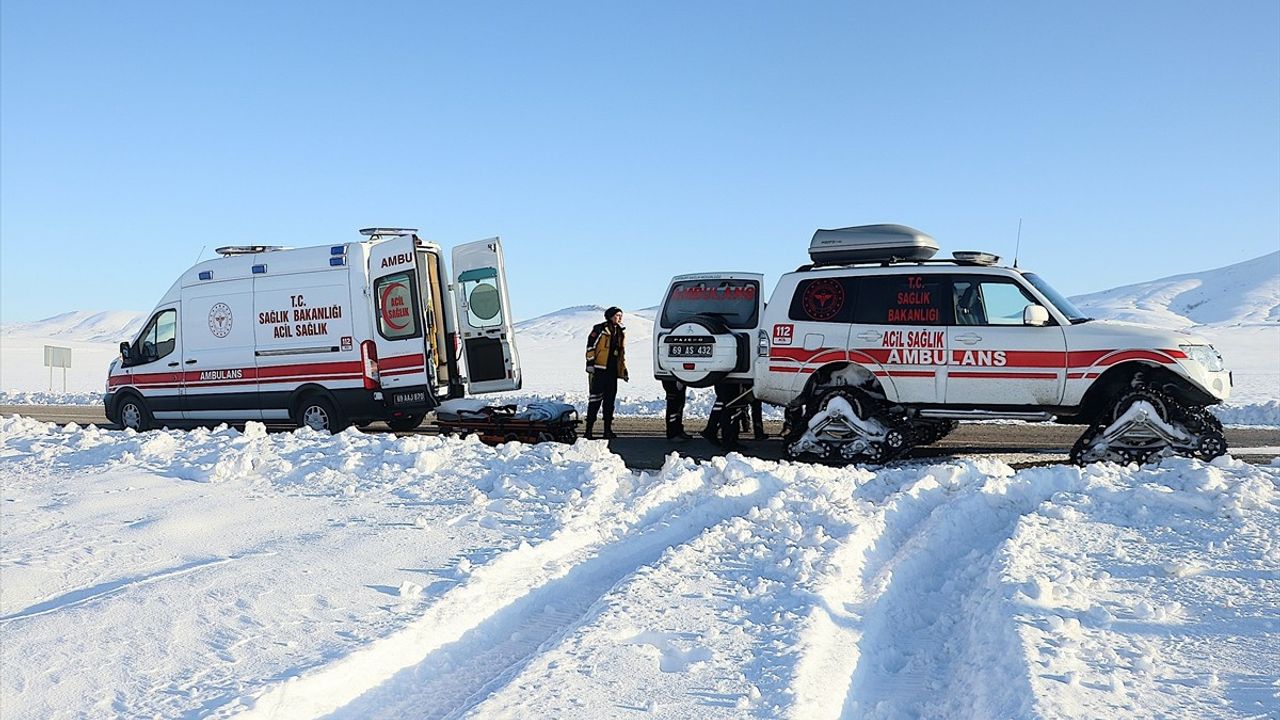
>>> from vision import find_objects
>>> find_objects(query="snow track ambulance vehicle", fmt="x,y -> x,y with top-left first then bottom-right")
656,224 -> 1232,465
106,228 -> 521,433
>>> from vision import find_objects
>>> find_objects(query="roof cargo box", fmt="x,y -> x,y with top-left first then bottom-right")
808,224 -> 938,265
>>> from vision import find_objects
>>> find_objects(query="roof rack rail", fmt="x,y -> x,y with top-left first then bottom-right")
795,255 -> 1006,272
359,227 -> 418,237
215,245 -> 286,256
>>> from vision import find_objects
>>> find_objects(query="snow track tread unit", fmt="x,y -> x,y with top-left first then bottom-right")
1069,385 -> 1227,466
785,388 -> 915,465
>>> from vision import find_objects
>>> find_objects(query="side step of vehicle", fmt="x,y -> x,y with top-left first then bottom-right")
917,409 -> 1054,422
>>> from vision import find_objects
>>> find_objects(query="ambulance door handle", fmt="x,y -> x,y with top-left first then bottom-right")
185,359 -> 198,364
954,333 -> 982,345
856,331 -> 881,342
168,362 -> 180,367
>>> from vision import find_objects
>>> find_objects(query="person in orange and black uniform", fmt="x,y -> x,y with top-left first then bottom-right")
585,306 -> 628,439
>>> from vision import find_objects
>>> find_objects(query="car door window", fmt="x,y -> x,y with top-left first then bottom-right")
953,278 -> 1040,326
134,309 -> 177,364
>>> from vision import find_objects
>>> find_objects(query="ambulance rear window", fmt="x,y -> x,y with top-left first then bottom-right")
375,271 -> 422,340
788,277 -> 860,323
660,279 -> 760,329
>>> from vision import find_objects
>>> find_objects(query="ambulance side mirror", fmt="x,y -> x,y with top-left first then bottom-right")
119,341 -> 133,365
1023,304 -> 1050,327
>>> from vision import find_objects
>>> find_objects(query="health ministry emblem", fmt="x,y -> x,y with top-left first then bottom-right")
208,303 -> 234,338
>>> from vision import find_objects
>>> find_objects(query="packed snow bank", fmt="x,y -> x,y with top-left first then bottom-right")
0,390 -> 104,406
2,417 -> 1277,719
1214,399 -> 1280,428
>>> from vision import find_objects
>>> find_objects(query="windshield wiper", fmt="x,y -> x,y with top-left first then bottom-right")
1070,317 -> 1093,324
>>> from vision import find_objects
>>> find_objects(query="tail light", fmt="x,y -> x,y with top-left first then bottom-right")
361,340 -> 381,390
757,329 -> 770,357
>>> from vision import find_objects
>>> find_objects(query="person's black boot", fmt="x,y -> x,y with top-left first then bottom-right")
603,422 -> 618,440
585,401 -> 599,440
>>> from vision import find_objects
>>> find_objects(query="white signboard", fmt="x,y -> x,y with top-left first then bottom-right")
44,345 -> 71,392
44,345 -> 71,369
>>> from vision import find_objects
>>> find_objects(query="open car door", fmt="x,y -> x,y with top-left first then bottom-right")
367,232 -> 433,404
452,237 -> 522,393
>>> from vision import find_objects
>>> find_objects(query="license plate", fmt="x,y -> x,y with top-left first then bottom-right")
670,345 -> 712,358
393,391 -> 426,406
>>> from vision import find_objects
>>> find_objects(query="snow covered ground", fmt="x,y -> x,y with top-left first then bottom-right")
2,416 -> 1277,718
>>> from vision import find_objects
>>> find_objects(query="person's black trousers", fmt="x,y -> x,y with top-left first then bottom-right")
586,370 -> 619,433
662,378 -> 687,438
705,381 -> 748,447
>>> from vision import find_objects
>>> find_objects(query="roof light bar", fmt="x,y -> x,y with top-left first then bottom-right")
215,245 -> 285,256
359,227 -> 418,237
952,251 -> 1000,265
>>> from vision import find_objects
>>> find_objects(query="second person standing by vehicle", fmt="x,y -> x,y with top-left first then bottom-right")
585,306 -> 628,439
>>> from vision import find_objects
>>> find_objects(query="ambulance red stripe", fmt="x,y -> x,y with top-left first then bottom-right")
380,353 -> 426,370
768,346 -> 1183,371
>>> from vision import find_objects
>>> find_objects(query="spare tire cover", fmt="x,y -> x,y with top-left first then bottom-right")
658,315 -> 739,387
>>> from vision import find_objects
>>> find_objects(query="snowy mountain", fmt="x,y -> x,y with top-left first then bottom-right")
1068,252 -> 1279,409
494,304 -> 667,411
1,310 -> 147,343
1069,251 -> 1280,328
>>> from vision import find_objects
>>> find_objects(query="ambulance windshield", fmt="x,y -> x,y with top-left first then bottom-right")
661,279 -> 760,329
1022,273 -> 1091,324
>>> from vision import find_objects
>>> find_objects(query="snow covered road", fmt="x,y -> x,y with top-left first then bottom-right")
2,417 -> 1277,719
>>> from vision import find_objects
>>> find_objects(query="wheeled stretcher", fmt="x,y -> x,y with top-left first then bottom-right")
433,400 -> 579,445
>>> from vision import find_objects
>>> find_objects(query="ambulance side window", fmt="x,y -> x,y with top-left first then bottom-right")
953,277 -> 1042,326
375,271 -> 423,340
133,309 -> 177,364
854,275 -> 950,326
788,277 -> 860,323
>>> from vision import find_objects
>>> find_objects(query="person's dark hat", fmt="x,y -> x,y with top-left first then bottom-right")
604,306 -> 622,320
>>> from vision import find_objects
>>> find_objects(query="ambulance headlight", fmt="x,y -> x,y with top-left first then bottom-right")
1179,344 -> 1224,372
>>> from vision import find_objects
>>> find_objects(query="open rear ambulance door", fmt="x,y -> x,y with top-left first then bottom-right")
368,233 -> 433,409
452,237 -> 522,393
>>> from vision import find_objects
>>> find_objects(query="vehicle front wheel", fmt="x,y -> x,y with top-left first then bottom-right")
116,394 -> 153,432
294,396 -> 349,434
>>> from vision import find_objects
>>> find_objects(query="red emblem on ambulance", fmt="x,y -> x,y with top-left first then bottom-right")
802,279 -> 844,321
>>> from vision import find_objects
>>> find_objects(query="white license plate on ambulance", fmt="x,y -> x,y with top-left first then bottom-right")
392,391 -> 426,406
670,345 -> 713,358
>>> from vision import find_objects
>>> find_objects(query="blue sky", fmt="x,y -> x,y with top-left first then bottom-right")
2,2 -> 1277,323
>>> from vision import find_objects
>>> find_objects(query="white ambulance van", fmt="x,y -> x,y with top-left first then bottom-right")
105,228 -> 521,433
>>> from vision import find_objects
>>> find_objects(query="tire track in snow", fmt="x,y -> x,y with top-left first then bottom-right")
227,467 -> 782,720
835,467 -> 1082,719
323,497 -> 765,720
786,465 -> 976,718
0,552 -> 274,625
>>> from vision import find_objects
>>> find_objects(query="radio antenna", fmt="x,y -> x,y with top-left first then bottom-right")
194,244 -> 207,263
1013,218 -> 1023,269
